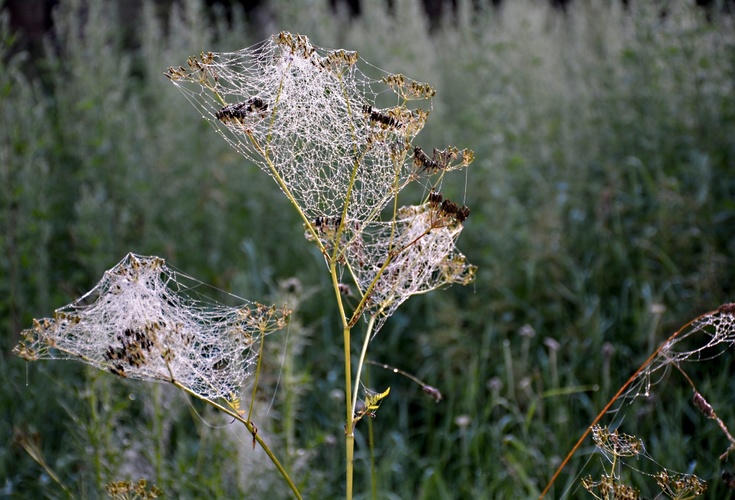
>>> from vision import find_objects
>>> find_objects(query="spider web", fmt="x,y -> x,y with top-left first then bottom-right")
14,253 -> 289,400
166,32 -> 442,227
619,304 -> 735,404
566,304 -> 735,498
166,32 -> 475,337
344,201 -> 476,333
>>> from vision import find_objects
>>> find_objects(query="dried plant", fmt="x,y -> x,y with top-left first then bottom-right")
165,32 -> 475,498
14,253 -> 298,496
15,253 -> 289,401
581,425 -> 706,499
106,479 -> 163,500
15,32 -> 474,500
543,304 -> 735,498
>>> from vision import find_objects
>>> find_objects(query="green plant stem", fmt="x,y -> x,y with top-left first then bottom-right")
247,330 -> 266,421
351,314 -> 377,417
366,370 -> 377,500
152,384 -> 164,486
171,381 -> 302,500
326,255 -> 354,500
343,323 -> 355,500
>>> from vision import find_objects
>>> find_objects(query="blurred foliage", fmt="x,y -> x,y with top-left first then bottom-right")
1,0 -> 734,497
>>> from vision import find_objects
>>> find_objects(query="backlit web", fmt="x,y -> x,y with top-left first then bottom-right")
14,253 -> 289,400
166,32 -> 440,226
344,201 -> 476,333
621,304 -> 735,403
166,32 -> 475,336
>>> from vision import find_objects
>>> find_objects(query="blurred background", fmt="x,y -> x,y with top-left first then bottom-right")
2,0 -> 735,497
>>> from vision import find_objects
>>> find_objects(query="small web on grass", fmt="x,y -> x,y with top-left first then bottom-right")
14,253 -> 290,401
561,305 -> 735,498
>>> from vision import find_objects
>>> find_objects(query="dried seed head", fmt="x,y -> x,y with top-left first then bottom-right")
591,425 -> 644,458
582,474 -> 641,499
14,253 -> 289,399
422,385 -> 443,402
168,32 -> 457,228
655,470 -> 707,498
428,190 -> 443,207
693,391 -> 716,419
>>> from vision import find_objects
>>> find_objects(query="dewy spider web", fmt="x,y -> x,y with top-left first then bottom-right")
618,304 -> 735,405
344,201 -> 476,334
14,253 -> 290,400
165,32 -> 461,228
166,32 -> 475,338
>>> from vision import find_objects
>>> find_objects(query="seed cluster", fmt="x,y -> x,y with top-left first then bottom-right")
216,97 -> 269,124
382,73 -> 436,100
315,215 -> 342,231
104,325 -> 158,377
438,199 -> 470,223
363,104 -> 402,129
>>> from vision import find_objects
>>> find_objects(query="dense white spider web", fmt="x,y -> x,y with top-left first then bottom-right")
166,32 -> 476,338
14,253 -> 289,400
166,32 -> 469,227
342,201 -> 475,333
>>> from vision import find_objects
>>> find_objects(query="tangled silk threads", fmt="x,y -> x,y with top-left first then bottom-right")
167,33 -> 475,336
166,32 -> 472,227
347,202 -> 476,333
14,253 -> 289,400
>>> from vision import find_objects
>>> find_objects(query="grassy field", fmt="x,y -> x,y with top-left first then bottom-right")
2,0 -> 735,498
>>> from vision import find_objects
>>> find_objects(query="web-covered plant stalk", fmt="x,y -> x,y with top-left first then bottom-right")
14,253 -> 290,400
166,32 -> 476,336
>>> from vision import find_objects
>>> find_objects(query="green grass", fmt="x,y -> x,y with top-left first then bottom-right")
2,0 -> 735,497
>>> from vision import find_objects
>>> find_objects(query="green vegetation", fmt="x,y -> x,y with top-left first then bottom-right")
2,0 -> 734,498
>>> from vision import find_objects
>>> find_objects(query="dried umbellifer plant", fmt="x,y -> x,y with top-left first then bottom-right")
16,32 -> 475,500
165,32 -> 475,498
542,303 -> 735,499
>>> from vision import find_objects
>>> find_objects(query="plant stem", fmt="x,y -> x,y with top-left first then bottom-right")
538,310 -> 712,499
344,324 -> 354,500
172,381 -> 302,500
352,315 -> 377,417
152,383 -> 164,486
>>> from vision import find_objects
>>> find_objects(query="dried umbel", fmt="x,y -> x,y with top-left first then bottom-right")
14,253 -> 289,400
581,474 -> 640,500
591,425 -> 644,459
106,479 -> 162,500
347,200 -> 475,333
167,32 -> 475,337
655,470 -> 707,498
166,31 -> 472,231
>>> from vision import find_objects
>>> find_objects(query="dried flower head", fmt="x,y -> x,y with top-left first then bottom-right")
655,470 -> 707,498
591,425 -> 644,458
348,202 -> 475,333
106,479 -> 163,500
14,253 -> 290,400
581,474 -> 640,499
166,32 -> 469,228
